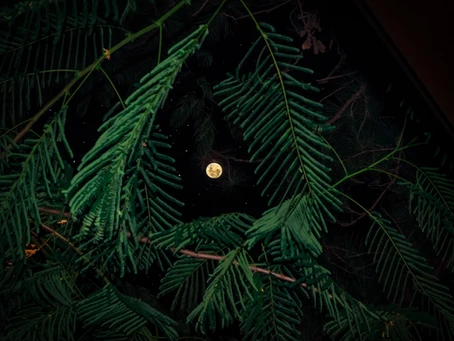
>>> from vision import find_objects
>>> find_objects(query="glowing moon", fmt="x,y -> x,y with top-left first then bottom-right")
206,162 -> 223,179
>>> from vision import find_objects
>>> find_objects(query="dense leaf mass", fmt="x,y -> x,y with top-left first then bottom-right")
1,1 -> 454,340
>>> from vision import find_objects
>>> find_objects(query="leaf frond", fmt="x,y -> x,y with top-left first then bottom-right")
187,247 -> 257,334
399,166 -> 454,271
77,284 -> 178,339
0,109 -> 72,267
214,22 -> 341,230
366,212 -> 454,337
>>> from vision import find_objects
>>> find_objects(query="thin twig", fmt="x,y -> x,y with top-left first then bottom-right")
39,223 -> 111,285
328,82 -> 366,125
339,157 -> 401,227
316,53 -> 347,84
317,71 -> 357,84
222,0 -> 291,21
192,0 -> 209,17
319,80 -> 355,103
4,0 -> 189,152
38,206 -> 71,218
176,248 -> 312,290
37,207 -> 326,295
343,147 -> 395,162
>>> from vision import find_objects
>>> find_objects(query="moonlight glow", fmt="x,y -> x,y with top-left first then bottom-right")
206,162 -> 223,179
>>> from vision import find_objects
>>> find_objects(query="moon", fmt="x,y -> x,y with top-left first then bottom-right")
206,162 -> 223,179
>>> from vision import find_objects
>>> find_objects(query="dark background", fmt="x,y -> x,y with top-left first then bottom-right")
62,0 -> 452,224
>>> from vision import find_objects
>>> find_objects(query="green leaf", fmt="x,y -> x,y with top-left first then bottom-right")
77,285 -> 178,339
65,25 -> 210,276
241,276 -> 303,341
366,212 -> 454,337
400,167 -> 454,271
214,22 -> 341,233
0,109 -> 72,267
159,251 -> 217,312
187,247 -> 257,333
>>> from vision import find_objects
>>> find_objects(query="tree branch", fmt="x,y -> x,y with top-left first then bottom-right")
5,0 -> 189,151
328,82 -> 366,125
37,206 -> 328,295
222,0 -> 291,21
339,159 -> 401,227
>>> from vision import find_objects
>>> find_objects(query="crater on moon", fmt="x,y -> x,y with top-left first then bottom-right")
206,162 -> 223,179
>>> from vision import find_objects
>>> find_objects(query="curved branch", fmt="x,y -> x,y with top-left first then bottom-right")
6,0 -> 190,149
37,206 -> 324,294
328,82 -> 366,125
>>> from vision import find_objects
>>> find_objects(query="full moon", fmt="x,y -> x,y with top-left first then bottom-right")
206,162 -> 223,179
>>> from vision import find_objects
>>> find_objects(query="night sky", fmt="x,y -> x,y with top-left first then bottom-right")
3,1 -> 454,339
64,0 -> 453,226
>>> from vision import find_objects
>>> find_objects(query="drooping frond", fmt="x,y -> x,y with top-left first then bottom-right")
154,212 -> 254,251
246,193 -> 325,259
1,0 -> 125,35
262,241 -> 382,340
65,25 -> 210,275
91,326 -> 162,341
2,304 -> 77,341
213,22 -> 342,221
77,284 -> 178,340
187,247 -> 257,333
399,166 -> 454,271
366,212 -> 454,337
0,108 -> 72,267
240,276 -> 303,341
0,0 -> 126,126
325,306 -> 436,341
159,248 -> 218,312
0,263 -> 78,341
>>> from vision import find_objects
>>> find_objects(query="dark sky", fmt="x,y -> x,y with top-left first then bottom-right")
64,0 -> 454,225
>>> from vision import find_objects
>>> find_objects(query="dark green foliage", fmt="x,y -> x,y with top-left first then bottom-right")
246,194 -> 325,259
1,1 -> 454,340
0,108 -> 72,267
240,277 -> 303,341
325,307 -> 437,341
159,253 -> 217,312
366,212 -> 454,336
0,263 -> 78,340
187,246 -> 257,333
0,0 -> 128,126
65,24 -> 209,276
154,212 -> 254,250
400,167 -> 454,270
214,22 -> 342,236
77,285 -> 178,339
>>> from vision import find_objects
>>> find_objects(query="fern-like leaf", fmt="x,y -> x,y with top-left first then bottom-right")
77,284 -> 178,339
3,304 -> 77,341
400,167 -> 454,270
264,242 -> 382,341
154,212 -> 254,251
0,0 -> 126,126
325,306 -> 436,341
159,249 -> 218,312
366,212 -> 454,336
214,22 -> 341,231
246,193 -> 324,259
0,264 -> 78,341
65,25 -> 209,275
0,108 -> 72,267
240,276 -> 303,341
187,247 -> 257,333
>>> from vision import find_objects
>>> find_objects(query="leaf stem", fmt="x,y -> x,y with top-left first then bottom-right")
99,66 -> 125,109
39,223 -> 111,286
8,0 -> 190,147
